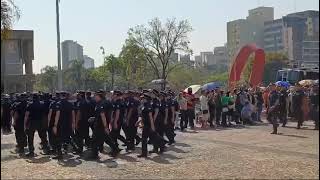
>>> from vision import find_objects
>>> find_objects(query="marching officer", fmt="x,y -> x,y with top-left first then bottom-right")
52,91 -> 75,160
1,94 -> 12,133
151,91 -> 168,153
47,92 -> 60,154
24,93 -> 49,157
75,91 -> 90,154
166,91 -> 177,145
137,92 -> 166,158
90,90 -> 120,159
110,90 -> 127,149
12,94 -> 28,154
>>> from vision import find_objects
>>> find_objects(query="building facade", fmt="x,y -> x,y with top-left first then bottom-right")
1,30 -> 35,93
227,6 -> 274,58
213,46 -> 229,66
83,55 -> 94,69
200,51 -> 214,66
264,19 -> 284,52
62,40 -> 84,69
264,10 -> 319,67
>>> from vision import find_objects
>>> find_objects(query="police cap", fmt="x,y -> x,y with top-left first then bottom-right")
140,92 -> 152,99
113,90 -> 123,96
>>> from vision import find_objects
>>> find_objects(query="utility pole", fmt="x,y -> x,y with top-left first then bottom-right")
56,0 -> 62,90
100,46 -> 114,90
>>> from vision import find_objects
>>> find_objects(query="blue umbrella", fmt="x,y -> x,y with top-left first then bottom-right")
202,82 -> 221,91
275,81 -> 291,88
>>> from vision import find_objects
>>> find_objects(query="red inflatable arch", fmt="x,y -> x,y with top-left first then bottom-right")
228,43 -> 265,88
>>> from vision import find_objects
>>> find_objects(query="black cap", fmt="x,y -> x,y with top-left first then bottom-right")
152,89 -> 159,95
95,90 -> 105,94
140,92 -> 152,99
113,90 -> 122,96
159,91 -> 167,97
142,89 -> 150,93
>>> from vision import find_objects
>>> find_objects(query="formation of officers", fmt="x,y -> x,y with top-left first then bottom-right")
1,89 -> 179,160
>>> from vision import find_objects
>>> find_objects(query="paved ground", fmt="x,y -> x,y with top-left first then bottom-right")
1,120 -> 319,179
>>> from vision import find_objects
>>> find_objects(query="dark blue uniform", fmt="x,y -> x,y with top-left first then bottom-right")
75,99 -> 90,152
139,100 -> 166,157
91,101 -> 119,158
166,98 -> 177,144
124,97 -> 140,150
25,100 -> 49,153
12,100 -> 28,152
110,99 -> 127,147
54,99 -> 74,155
1,97 -> 12,133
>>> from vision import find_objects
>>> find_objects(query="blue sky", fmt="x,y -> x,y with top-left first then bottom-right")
14,0 -> 319,73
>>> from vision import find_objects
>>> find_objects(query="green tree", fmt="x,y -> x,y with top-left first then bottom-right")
1,0 -> 20,39
64,59 -> 87,91
36,66 -> 58,92
128,17 -> 193,90
119,39 -> 152,89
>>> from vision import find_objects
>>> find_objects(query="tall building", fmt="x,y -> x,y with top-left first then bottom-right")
264,19 -> 284,52
264,10 -> 319,66
200,52 -> 214,66
1,30 -> 35,93
213,46 -> 229,65
179,54 -> 194,67
227,6 -> 274,57
169,52 -> 179,63
83,55 -> 94,69
194,55 -> 202,67
62,40 -> 84,69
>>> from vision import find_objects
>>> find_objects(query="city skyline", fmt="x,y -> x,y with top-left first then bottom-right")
13,0 -> 319,73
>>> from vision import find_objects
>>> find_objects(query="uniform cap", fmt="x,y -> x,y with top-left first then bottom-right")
113,90 -> 122,96
152,89 -> 159,95
140,92 -> 152,99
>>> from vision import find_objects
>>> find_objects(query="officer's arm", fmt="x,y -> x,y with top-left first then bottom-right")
153,107 -> 159,122
127,107 -> 133,124
76,109 -> 80,128
100,112 -> 109,133
149,112 -> 155,131
54,111 -> 60,127
24,111 -> 30,129
47,109 -> 53,127
114,109 -> 120,127
164,107 -> 168,124
13,111 -> 19,126
72,110 -> 76,130
171,106 -> 175,123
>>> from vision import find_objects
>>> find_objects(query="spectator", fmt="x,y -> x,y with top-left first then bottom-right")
185,88 -> 196,129
199,90 -> 209,128
241,101 -> 253,125
177,92 -> 188,131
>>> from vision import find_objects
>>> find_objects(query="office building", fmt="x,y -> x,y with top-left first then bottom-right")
200,52 -> 214,66
1,30 -> 35,93
264,10 -> 319,66
83,55 -> 94,69
213,46 -> 229,65
227,6 -> 274,57
62,40 -> 84,69
179,54 -> 194,67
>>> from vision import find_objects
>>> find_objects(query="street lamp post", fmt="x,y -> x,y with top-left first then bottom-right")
100,46 -> 114,90
56,0 -> 62,90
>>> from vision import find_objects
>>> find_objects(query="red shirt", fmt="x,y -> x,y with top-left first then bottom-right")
186,93 -> 195,109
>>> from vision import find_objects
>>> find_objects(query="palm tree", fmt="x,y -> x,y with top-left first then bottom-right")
1,0 -> 20,39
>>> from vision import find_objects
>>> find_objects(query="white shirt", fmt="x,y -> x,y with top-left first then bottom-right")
199,95 -> 209,111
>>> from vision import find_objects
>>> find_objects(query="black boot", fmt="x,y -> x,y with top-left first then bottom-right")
271,126 -> 277,134
137,153 -> 147,158
26,152 -> 35,157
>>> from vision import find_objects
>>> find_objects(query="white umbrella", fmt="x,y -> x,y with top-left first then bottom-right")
184,85 -> 201,94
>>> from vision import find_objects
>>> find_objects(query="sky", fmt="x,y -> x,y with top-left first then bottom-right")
13,0 -> 319,73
